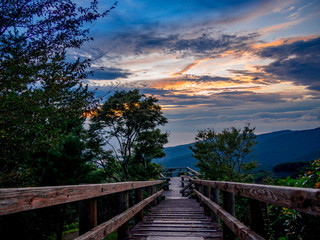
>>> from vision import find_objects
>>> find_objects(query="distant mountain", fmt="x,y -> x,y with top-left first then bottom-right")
154,127 -> 320,170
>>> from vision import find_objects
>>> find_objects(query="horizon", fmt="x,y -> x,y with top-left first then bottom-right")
164,126 -> 320,147
75,0 -> 320,146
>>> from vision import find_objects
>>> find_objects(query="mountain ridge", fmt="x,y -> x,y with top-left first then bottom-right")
155,127 -> 320,170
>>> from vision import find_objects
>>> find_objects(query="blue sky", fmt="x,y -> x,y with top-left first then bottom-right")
76,0 -> 320,146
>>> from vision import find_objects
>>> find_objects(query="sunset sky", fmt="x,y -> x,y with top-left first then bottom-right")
76,0 -> 320,146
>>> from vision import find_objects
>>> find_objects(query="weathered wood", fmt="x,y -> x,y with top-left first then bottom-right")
79,198 -> 98,235
223,191 -> 235,240
75,189 -> 164,240
186,167 -> 201,176
210,187 -> 219,223
248,198 -> 266,238
0,180 -> 163,216
163,172 -> 186,176
129,198 -> 223,239
163,167 -> 188,171
134,188 -> 143,223
152,185 -> 157,206
179,181 -> 194,194
193,189 -> 265,240
193,179 -> 320,216
118,191 -> 130,240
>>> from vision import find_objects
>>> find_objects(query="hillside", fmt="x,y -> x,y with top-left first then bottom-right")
155,127 -> 320,170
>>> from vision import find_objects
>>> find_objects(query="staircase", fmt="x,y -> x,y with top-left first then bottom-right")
128,177 -> 222,239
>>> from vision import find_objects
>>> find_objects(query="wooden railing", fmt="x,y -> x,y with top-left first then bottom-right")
161,167 -> 201,197
0,180 -> 164,240
162,167 -> 201,178
190,178 -> 320,240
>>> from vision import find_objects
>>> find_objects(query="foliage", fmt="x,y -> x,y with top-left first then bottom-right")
272,161 -> 310,178
88,89 -> 168,181
264,159 -> 320,239
0,0 -> 117,187
190,124 -> 257,181
0,0 -> 117,239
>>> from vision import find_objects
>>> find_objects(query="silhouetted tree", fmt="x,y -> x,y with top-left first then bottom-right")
0,1 -> 117,239
190,124 -> 257,181
88,89 -> 168,181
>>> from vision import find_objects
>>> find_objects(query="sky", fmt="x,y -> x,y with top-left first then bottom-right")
75,0 -> 320,147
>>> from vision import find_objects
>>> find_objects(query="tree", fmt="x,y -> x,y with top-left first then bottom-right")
0,0 -> 117,187
89,89 -> 168,181
190,124 -> 257,181
0,1 -> 117,239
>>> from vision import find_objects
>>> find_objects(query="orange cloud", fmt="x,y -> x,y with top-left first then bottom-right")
259,19 -> 304,35
252,35 -> 319,49
171,58 -> 211,76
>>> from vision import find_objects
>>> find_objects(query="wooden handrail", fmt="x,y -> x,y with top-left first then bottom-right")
0,180 -> 163,216
190,178 -> 320,240
193,189 -> 264,240
186,167 -> 201,176
75,189 -> 164,240
193,179 -> 320,216
0,180 -> 164,240
163,167 -> 188,171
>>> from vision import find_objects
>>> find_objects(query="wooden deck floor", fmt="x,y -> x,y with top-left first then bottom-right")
128,177 -> 222,240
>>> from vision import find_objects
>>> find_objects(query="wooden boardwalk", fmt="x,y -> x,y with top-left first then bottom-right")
128,177 -> 222,239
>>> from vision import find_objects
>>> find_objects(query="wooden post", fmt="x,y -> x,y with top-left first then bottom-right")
203,185 -> 210,215
134,188 -> 143,224
118,191 -> 129,240
199,185 -> 204,206
146,186 -> 153,207
223,191 -> 235,240
210,187 -> 219,223
248,198 -> 267,238
152,185 -> 157,206
165,178 -> 170,190
79,198 -> 97,235
181,176 -> 184,187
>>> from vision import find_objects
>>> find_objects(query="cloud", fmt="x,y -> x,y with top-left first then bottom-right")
256,36 -> 320,91
172,33 -> 258,55
90,67 -> 133,80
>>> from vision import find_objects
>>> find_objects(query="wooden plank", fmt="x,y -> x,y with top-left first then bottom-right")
75,189 -> 164,240
193,179 -> 320,216
140,224 -> 213,228
142,220 -> 212,224
0,180 -> 163,216
132,232 -> 222,238
137,227 -> 218,232
193,189 -> 264,240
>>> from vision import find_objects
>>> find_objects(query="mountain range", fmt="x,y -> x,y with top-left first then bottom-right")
155,127 -> 320,171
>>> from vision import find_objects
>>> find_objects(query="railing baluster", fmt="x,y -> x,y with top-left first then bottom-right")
79,198 -> 97,235
181,176 -> 185,187
223,191 -> 235,240
210,187 -> 220,223
134,188 -> 143,224
248,198 -> 266,238
152,185 -> 157,206
118,191 -> 129,240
